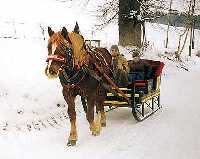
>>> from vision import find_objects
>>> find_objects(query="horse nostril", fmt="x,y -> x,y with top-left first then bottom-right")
49,69 -> 54,74
49,68 -> 58,75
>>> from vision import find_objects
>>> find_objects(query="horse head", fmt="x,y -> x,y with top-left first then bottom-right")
45,23 -> 88,79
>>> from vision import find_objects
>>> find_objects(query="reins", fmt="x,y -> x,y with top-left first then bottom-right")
84,45 -> 131,103
47,33 -> 131,103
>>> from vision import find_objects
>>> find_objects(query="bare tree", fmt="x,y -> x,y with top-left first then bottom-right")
189,0 -> 196,56
96,0 -> 168,47
175,0 -> 196,59
165,0 -> 173,48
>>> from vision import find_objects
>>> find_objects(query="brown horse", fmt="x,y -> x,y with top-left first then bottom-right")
45,23 -> 112,146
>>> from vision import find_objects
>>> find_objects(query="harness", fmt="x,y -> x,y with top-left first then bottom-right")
47,46 -> 88,88
47,41 -> 130,102
59,67 -> 87,86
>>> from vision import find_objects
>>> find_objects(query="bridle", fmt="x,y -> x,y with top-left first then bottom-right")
46,39 -> 87,86
47,54 -> 66,63
46,43 -> 74,70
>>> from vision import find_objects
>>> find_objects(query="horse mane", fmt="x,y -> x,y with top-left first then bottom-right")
50,31 -> 112,70
68,32 -> 88,66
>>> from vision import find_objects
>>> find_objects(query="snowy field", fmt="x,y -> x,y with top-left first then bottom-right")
1,0 -> 200,159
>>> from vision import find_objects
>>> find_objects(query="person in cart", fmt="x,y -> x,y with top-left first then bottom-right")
128,48 -> 153,81
110,45 -> 129,86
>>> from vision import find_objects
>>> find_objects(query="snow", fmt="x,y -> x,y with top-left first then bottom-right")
1,0 -> 200,159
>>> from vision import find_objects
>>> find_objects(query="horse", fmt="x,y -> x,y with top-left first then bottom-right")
45,23 -> 112,146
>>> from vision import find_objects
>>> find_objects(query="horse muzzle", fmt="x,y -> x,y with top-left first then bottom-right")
45,55 -> 66,79
45,67 -> 60,79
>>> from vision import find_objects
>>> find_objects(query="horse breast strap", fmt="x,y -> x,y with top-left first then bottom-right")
59,67 -> 87,86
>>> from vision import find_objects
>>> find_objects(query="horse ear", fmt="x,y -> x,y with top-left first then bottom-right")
61,27 -> 68,39
48,27 -> 54,37
73,22 -> 80,34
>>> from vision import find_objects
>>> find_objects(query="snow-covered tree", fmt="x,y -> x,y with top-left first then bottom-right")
96,0 -> 168,47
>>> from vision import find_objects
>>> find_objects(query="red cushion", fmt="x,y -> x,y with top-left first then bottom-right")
134,80 -> 146,87
134,80 -> 146,83
155,62 -> 164,76
135,82 -> 146,87
140,60 -> 164,77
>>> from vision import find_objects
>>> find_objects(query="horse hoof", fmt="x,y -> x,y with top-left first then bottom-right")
101,122 -> 106,127
67,140 -> 77,146
92,131 -> 100,136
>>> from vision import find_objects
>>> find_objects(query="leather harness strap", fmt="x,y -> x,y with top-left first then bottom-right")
85,45 -> 131,103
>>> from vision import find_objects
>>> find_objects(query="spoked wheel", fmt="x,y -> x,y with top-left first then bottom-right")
132,94 -> 161,122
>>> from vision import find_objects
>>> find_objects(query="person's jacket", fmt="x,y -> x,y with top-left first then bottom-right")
112,54 -> 129,72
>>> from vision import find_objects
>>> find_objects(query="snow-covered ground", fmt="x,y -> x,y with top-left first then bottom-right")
1,0 -> 200,159
1,61 -> 200,159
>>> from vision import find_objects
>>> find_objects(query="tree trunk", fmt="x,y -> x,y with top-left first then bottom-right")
119,0 -> 142,47
165,0 -> 173,48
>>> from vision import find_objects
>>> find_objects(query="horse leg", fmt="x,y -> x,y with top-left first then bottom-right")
101,110 -> 106,127
64,93 -> 77,146
86,97 -> 101,136
96,102 -> 106,127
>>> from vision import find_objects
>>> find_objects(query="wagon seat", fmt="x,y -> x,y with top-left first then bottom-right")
128,60 -> 164,94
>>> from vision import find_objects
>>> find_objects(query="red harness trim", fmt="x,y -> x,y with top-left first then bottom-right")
47,55 -> 66,63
